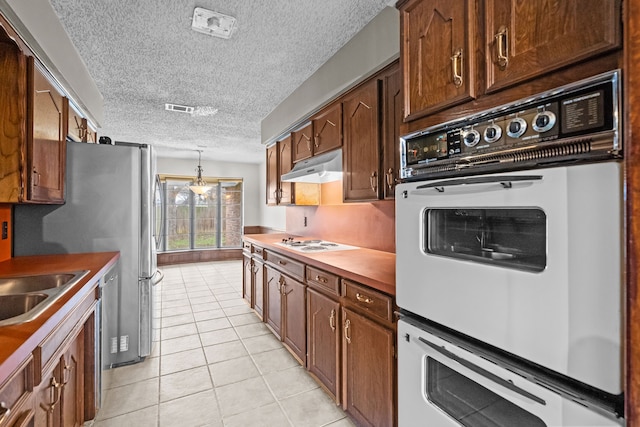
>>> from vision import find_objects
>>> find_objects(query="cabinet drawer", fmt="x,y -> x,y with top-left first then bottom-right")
342,280 -> 393,324
253,245 -> 264,258
242,241 -> 251,251
0,356 -> 33,426
306,266 -> 340,296
264,251 -> 304,281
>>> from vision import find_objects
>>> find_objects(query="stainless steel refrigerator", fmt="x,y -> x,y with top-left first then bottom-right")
14,141 -> 162,367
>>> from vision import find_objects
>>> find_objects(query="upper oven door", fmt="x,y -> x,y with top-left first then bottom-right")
396,162 -> 623,394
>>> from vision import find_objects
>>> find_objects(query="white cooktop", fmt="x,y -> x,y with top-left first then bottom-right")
276,239 -> 359,253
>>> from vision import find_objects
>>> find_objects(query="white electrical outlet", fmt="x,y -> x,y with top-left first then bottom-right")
120,335 -> 129,352
110,337 -> 118,354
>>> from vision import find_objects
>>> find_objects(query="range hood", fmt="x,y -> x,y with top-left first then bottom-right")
281,149 -> 343,183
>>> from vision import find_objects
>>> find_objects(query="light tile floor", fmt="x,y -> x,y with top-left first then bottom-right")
90,260 -> 354,427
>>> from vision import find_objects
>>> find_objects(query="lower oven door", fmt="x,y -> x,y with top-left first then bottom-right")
398,319 -> 623,427
396,162 -> 622,394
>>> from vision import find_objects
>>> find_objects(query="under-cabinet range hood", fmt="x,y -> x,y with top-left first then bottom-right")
281,149 -> 343,183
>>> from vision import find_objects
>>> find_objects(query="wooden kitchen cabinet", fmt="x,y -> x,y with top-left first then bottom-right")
264,252 -> 307,364
342,307 -> 395,427
311,103 -> 342,156
253,256 -> 265,320
266,136 -> 294,206
0,357 -> 34,427
307,287 -> 341,402
0,26 -> 67,204
485,0 -> 621,93
34,327 -> 84,427
399,0 -> 477,121
342,78 -> 381,202
291,122 -> 314,163
381,62 -> 402,200
242,252 -> 253,307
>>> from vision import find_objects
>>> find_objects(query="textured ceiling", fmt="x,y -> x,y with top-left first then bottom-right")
49,0 -> 392,163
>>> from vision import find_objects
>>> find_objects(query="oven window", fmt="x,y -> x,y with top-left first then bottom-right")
426,357 -> 546,427
425,208 -> 546,272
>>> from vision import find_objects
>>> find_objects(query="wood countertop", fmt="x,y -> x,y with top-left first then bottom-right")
0,251 -> 120,384
243,234 -> 396,296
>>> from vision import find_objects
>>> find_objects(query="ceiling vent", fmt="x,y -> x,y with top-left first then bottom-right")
191,8 -> 237,39
165,103 -> 194,114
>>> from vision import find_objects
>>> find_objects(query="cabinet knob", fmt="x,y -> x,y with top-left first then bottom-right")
495,26 -> 509,69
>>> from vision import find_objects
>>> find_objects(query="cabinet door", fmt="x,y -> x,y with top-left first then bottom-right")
253,259 -> 265,319
486,0 -> 621,92
291,122 -> 313,163
266,144 -> 278,205
29,60 -> 67,203
277,135 -> 294,205
307,288 -> 340,402
400,0 -> 476,120
342,79 -> 381,202
342,308 -> 395,427
34,366 -> 62,427
264,265 -> 282,339
59,330 -> 84,427
242,253 -> 253,307
66,104 -> 84,143
282,276 -> 306,364
381,63 -> 401,200
312,103 -> 342,156
0,35 -> 27,203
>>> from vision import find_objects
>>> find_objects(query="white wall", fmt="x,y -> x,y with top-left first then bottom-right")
157,156 -> 263,227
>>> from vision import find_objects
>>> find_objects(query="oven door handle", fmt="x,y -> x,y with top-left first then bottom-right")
414,175 -> 543,193
417,337 -> 547,406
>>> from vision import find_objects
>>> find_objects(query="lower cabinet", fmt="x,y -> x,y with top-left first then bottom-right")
342,307 -> 395,427
242,253 -> 253,307
253,257 -> 265,320
307,288 -> 341,402
0,357 -> 34,427
264,264 -> 307,364
34,326 -> 84,427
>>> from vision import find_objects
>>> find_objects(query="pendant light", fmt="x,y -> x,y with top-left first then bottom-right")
188,150 -> 212,195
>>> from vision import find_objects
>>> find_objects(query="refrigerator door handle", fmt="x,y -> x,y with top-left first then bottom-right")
145,269 -> 164,286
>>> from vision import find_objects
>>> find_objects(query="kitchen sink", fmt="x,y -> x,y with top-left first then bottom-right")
0,293 -> 48,321
0,270 -> 89,327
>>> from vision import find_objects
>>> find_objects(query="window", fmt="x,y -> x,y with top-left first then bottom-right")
156,177 -> 243,252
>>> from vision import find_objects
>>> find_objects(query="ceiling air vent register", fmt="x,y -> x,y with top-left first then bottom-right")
191,8 -> 237,39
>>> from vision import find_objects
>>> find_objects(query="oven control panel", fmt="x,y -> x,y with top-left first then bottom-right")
400,70 -> 620,181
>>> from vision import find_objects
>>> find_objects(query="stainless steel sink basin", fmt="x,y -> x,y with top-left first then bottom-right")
0,270 -> 90,327
0,293 -> 48,321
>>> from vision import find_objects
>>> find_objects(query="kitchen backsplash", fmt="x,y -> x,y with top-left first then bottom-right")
286,200 -> 395,253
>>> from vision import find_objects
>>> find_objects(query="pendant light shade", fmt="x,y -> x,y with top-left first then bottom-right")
188,151 -> 212,195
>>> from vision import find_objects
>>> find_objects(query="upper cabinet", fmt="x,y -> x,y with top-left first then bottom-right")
266,135 -> 294,206
0,24 -> 67,204
399,0 -> 477,121
292,122 -> 314,163
485,0 -> 621,93
342,78 -> 380,202
311,103 -> 342,156
30,60 -> 67,203
381,63 -> 401,200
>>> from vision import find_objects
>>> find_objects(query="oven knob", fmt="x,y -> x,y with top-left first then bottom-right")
462,129 -> 480,147
507,118 -> 527,138
532,111 -> 557,133
483,124 -> 502,143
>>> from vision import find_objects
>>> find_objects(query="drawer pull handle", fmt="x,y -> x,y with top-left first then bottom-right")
62,361 -> 73,385
329,309 -> 336,331
344,319 -> 352,344
278,260 -> 286,265
451,47 -> 463,87
315,275 -> 328,283
41,377 -> 63,413
356,293 -> 374,304
0,401 -> 10,424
